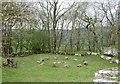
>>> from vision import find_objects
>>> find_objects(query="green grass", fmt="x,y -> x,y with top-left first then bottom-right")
0,57 -> 2,83
106,76 -> 120,81
2,54 -> 118,82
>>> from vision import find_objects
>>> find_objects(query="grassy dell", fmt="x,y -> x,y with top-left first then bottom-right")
2,54 -> 117,82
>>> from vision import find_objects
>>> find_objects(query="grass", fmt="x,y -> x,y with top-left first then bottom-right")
2,54 -> 118,82
107,76 -> 120,81
0,57 -> 2,83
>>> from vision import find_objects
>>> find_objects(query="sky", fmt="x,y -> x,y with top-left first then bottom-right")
1,0 -> 119,3
1,0 -> 119,28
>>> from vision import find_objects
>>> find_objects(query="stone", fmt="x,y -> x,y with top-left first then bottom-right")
103,47 -> 118,56
37,58 -> 45,64
37,60 -> 43,64
93,68 -> 120,83
106,57 -> 112,60
73,59 -> 77,61
87,52 -> 91,55
65,56 -> 68,60
54,57 -> 57,60
100,55 -> 105,59
78,54 -> 82,56
83,60 -> 88,65
110,59 -> 120,64
91,52 -> 98,55
45,57 -> 49,60
53,62 -> 58,67
115,60 -> 120,64
77,64 -> 82,67
75,54 -> 79,56
64,64 -> 70,68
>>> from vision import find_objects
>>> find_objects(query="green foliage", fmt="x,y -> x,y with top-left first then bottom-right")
30,30 -> 51,53
110,45 -> 118,49
11,29 -> 52,53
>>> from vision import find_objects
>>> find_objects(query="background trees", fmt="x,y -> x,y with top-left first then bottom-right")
1,0 -> 119,57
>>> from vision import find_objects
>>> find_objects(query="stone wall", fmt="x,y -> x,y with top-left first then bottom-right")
93,68 -> 120,83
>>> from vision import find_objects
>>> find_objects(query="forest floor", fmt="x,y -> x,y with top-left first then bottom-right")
2,54 -> 117,82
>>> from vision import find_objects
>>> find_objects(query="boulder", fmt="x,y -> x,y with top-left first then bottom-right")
93,68 -> 120,83
77,64 -> 82,67
103,47 -> 118,56
64,64 -> 70,68
65,56 -> 68,60
73,59 -> 77,61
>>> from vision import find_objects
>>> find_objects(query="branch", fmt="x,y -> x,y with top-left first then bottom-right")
56,2 -> 76,21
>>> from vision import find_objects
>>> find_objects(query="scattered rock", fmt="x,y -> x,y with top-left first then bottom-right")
100,55 -> 105,59
37,58 -> 44,64
105,57 -> 112,60
83,60 -> 88,65
65,56 -> 68,60
73,59 -> 77,61
100,55 -> 119,64
45,57 -> 49,60
37,60 -> 42,64
77,64 -> 82,67
57,61 -> 66,64
91,52 -> 98,55
53,62 -> 58,67
103,47 -> 118,56
40,62 -> 44,65
87,52 -> 91,55
75,54 -> 79,56
86,52 -> 98,55
101,55 -> 112,60
64,64 -> 70,68
54,56 -> 57,60
112,59 -> 120,64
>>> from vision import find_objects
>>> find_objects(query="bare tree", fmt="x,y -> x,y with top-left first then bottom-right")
100,0 -> 118,46
38,0 -> 75,51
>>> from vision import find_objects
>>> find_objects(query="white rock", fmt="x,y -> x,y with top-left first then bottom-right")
37,61 -> 40,63
77,64 -> 82,67
54,57 -> 57,60
115,60 -> 119,64
107,57 -> 112,60
103,47 -> 118,56
87,52 -> 91,55
106,57 -> 111,60
75,54 -> 83,56
91,52 -> 98,55
73,59 -> 77,61
37,60 -> 43,64
65,56 -> 68,60
40,62 -> 44,65
94,69 -> 119,83
45,57 -> 49,60
75,54 -> 79,56
64,62 -> 67,64
100,55 -> 104,58
64,64 -> 69,68
83,61 -> 88,65
53,62 -> 57,64
78,54 -> 82,56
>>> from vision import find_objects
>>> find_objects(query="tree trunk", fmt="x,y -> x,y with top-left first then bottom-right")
53,1 -> 57,51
